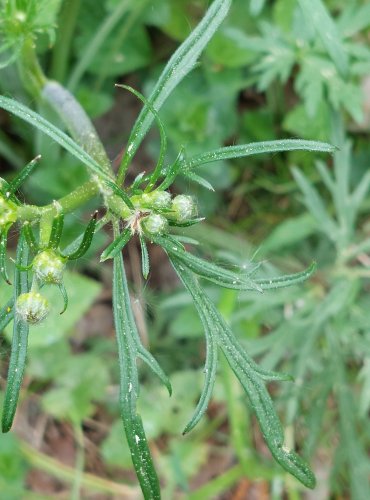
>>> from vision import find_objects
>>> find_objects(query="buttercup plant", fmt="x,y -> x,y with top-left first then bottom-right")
0,0 -> 338,498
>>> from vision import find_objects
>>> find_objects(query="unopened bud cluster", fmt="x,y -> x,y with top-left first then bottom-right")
123,190 -> 197,236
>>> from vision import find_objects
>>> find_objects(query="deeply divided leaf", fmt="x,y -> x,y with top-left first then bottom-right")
170,258 -> 315,489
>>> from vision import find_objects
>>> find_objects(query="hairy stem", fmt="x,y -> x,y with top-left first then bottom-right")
17,180 -> 99,222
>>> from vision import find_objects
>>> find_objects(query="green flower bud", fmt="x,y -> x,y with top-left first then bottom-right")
141,190 -> 172,210
33,250 -> 65,284
0,194 -> 17,228
16,292 -> 49,325
171,195 -> 196,222
142,213 -> 168,235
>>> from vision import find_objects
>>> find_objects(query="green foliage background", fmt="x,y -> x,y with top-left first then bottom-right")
0,0 -> 370,498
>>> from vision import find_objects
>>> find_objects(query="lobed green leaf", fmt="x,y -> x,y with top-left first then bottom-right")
58,282 -> 68,315
171,258 -> 219,435
298,0 -> 348,76
171,260 -> 315,488
292,167 -> 338,238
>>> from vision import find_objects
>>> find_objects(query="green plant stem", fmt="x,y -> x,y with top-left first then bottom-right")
17,180 -> 99,222
42,81 -> 112,174
17,38 -> 46,98
50,0 -> 82,82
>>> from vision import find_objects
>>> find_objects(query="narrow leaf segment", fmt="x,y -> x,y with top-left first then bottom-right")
2,230 -> 30,432
182,140 -> 337,170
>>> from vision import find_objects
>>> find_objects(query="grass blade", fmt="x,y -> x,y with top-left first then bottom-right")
0,95 -> 112,181
2,230 -> 30,432
117,0 -> 232,182
113,251 -> 160,499
182,140 -> 336,170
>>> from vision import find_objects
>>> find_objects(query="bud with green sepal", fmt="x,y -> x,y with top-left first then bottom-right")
33,249 -> 66,284
141,190 -> 172,210
171,195 -> 197,222
142,213 -> 169,235
15,291 -> 49,325
17,211 -> 98,314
